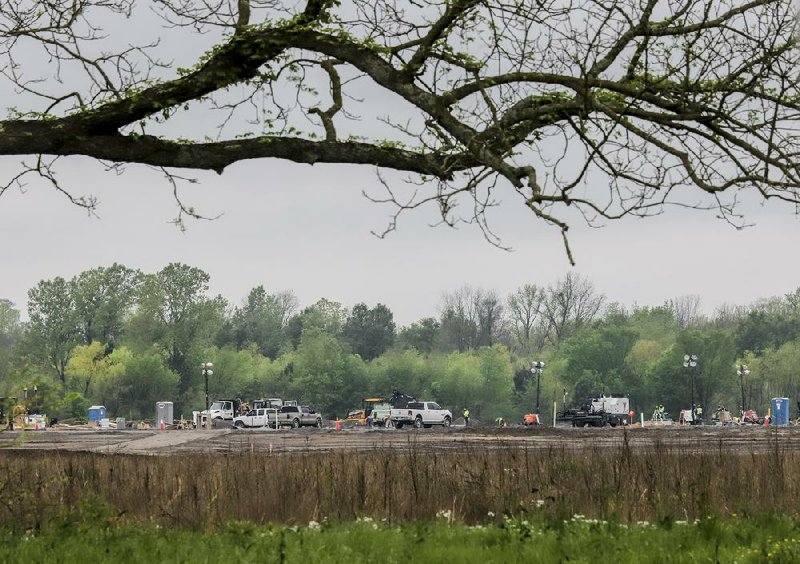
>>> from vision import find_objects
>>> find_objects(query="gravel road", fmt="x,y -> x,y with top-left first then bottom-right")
1,424 -> 798,455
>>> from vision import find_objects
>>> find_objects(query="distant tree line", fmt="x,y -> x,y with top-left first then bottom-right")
2,264 -> 800,423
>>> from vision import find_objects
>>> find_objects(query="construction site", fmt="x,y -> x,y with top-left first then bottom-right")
1,421 -> 799,456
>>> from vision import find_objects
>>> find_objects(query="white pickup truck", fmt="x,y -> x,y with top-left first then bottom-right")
390,401 -> 452,429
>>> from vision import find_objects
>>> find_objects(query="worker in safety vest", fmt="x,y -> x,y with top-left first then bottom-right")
463,408 -> 470,427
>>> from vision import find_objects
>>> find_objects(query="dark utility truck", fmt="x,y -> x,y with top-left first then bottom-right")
558,394 -> 631,427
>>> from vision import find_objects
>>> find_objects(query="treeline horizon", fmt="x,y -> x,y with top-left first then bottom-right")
1,263 -> 799,423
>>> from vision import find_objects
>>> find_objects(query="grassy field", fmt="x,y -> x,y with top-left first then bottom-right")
2,436 -> 800,562
2,435 -> 799,530
1,516 -> 800,563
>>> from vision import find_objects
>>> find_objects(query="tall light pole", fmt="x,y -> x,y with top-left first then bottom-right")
201,362 -> 213,415
683,354 -> 698,421
531,361 -> 545,413
736,364 -> 750,415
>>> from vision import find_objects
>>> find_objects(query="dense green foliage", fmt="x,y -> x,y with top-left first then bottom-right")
3,265 -> 800,422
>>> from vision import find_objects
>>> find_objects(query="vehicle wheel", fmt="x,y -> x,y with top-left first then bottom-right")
395,422 -> 404,429
315,418 -> 323,428
443,416 -> 452,428
234,421 -> 244,429
291,418 -> 300,429
414,416 -> 423,429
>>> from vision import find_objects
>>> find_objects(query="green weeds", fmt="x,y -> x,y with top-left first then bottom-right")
1,516 -> 799,563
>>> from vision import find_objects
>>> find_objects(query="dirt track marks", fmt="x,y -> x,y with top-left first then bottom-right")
2,425 -> 799,455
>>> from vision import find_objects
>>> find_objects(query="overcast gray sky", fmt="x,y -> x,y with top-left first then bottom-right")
3,152 -> 800,326
3,1 -> 800,326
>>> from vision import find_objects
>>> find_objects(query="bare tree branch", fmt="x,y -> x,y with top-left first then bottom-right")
0,0 -> 798,257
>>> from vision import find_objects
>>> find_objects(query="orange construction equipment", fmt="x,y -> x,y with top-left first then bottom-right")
523,413 -> 540,425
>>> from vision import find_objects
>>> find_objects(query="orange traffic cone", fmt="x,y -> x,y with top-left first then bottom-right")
159,418 -> 165,430
335,419 -> 342,431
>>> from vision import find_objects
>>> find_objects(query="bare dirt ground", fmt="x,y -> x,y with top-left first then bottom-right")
1,423 -> 799,455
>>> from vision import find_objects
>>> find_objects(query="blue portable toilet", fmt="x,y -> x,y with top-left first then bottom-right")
88,405 -> 107,422
771,398 -> 790,426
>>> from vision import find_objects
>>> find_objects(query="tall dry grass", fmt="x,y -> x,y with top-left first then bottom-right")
1,432 -> 799,530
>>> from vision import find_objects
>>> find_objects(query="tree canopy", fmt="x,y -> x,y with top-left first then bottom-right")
8,263 -> 800,421
2,1 -> 798,257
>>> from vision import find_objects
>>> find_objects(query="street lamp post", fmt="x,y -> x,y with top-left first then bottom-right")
683,354 -> 698,421
201,362 -> 213,419
531,361 -> 545,413
736,364 -> 750,416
